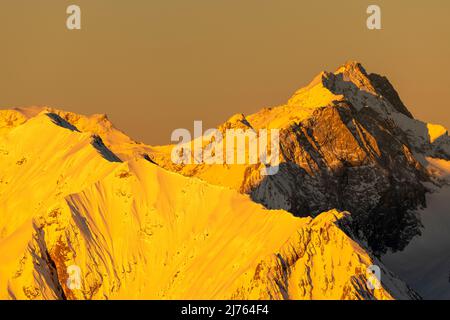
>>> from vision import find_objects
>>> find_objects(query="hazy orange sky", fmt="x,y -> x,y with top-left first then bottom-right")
1,0 -> 449,144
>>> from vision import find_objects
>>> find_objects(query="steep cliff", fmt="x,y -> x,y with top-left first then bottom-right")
148,62 -> 450,254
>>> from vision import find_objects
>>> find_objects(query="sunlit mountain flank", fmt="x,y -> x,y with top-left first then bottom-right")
1,62 -> 449,300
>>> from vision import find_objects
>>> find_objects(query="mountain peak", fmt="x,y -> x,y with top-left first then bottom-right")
332,61 -> 414,118
332,60 -> 377,94
335,60 -> 369,77
287,61 -> 377,111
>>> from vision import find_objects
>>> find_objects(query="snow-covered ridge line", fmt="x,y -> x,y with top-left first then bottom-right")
0,103 -> 417,300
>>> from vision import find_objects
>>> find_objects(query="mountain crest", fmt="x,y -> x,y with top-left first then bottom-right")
333,60 -> 377,93
335,60 -> 369,77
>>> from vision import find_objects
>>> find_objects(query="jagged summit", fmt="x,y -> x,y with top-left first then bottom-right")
335,60 -> 370,77
287,61 -> 414,120
150,61 -> 450,256
334,60 -> 377,92
334,61 -> 413,118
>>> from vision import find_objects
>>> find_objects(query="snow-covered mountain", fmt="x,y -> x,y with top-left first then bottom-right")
1,60 -> 448,300
149,61 -> 450,259
0,106 -> 418,300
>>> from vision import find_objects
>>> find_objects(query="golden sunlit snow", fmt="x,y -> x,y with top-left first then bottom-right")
0,109 -> 412,300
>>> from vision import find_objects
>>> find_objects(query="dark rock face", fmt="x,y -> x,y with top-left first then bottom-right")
250,102 -> 428,254
368,73 -> 414,119
151,61 -> 447,255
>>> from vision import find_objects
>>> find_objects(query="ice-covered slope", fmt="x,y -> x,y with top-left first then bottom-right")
0,109 -> 417,300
